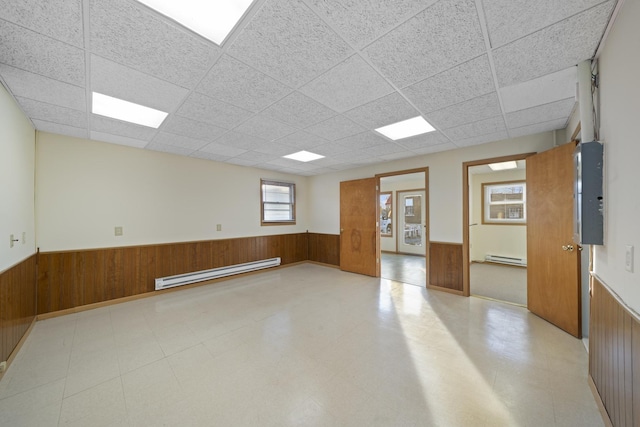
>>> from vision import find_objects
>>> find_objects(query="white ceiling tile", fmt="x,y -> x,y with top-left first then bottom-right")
199,142 -> 248,157
0,0 -> 83,46
161,116 -> 227,143
90,115 -> 157,141
507,98 -> 575,129
176,92 -> 253,129
425,92 -> 502,129
344,92 -> 419,129
214,131 -> 270,151
493,1 -> 615,87
454,130 -> 509,147
304,115 -> 366,141
153,132 -> 209,151
231,150 -> 280,163
411,142 -> 458,155
500,66 -> 577,113
145,142 -> 194,156
275,131 -> 329,150
91,55 -> 189,113
90,131 -> 148,149
404,55 -> 495,113
444,116 -> 506,141
508,118 -> 568,138
483,0 -> 607,48
233,115 -> 297,141
227,0 -> 352,87
32,119 -> 87,139
0,20 -> 85,85
264,157 -> 308,169
190,151 -> 232,162
313,141 -> 357,157
0,64 -> 85,111
299,55 -> 394,112
261,91 -> 336,129
225,157 -> 261,167
395,132 -> 450,150
309,0 -> 434,48
335,131 -> 388,151
90,0 -> 219,88
364,0 -> 486,88
254,142 -> 299,156
16,97 -> 86,128
366,142 -> 410,157
197,55 -> 292,112
378,151 -> 417,161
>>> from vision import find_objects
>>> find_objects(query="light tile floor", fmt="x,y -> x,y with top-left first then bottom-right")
0,264 -> 603,426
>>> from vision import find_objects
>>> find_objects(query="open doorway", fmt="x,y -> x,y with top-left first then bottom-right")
378,170 -> 428,287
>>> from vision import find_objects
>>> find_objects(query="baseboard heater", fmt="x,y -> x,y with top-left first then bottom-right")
155,257 -> 281,291
484,255 -> 527,267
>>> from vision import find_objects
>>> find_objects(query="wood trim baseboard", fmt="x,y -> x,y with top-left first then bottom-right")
0,317 -> 36,381
588,376 -> 614,427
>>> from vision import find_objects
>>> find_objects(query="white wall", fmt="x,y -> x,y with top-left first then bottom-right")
35,132 -> 309,251
0,84 -> 35,271
594,0 -> 640,312
380,177 -> 425,252
309,133 -> 554,243
470,169 -> 527,262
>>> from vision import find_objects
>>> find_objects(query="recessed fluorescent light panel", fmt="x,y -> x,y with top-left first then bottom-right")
283,151 -> 325,162
92,92 -> 168,128
374,116 -> 435,141
136,0 -> 255,45
488,161 -> 518,171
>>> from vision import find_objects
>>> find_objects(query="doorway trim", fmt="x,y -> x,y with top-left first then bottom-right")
462,153 -> 535,297
376,167 -> 429,284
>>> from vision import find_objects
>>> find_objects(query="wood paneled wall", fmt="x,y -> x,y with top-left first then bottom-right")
590,276 -> 640,427
308,233 -> 340,266
37,233 -> 310,315
429,242 -> 463,292
0,255 -> 36,363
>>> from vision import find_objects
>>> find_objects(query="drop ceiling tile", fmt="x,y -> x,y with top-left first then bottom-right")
225,157 -> 261,167
304,115 -> 366,141
90,115 -> 157,141
153,132 -> 209,151
161,116 -> 227,143
90,131 -> 148,149
264,157 -> 307,169
500,66 -> 577,113
91,55 -> 189,113
261,92 -> 336,129
0,64 -> 86,111
395,132 -> 450,150
231,151 -> 280,163
411,142 -> 457,155
254,142 -> 298,156
444,116 -> 506,141
199,142 -> 248,157
16,97 -> 86,128
313,141 -> 357,156
310,156 -> 349,168
309,0 -> 434,48
190,151 -> 232,162
299,55 -> 394,112
145,143 -> 194,156
233,115 -> 297,141
344,92 -> 419,129
507,98 -> 575,129
90,0 -> 219,88
339,150 -> 378,162
0,0 -> 83,46
0,20 -> 85,86
275,131 -> 329,150
509,118 -> 568,138
454,130 -> 509,147
32,119 -> 87,139
425,92 -> 502,130
378,151 -> 416,161
227,0 -> 352,87
483,0 -> 607,48
214,131 -> 269,151
366,142 -> 410,157
176,93 -> 253,130
335,131 -> 388,151
197,55 -> 292,112
493,1 -> 615,87
404,55 -> 495,113
364,0 -> 485,88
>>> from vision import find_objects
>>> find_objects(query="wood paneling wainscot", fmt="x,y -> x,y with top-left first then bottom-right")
0,254 -> 37,364
308,233 -> 340,266
37,233 -> 309,315
429,242 -> 463,293
589,275 -> 640,427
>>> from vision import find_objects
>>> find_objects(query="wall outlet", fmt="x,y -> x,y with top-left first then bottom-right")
625,245 -> 634,273
216,224 -> 222,231
0,361 -> 6,373
114,226 -> 123,236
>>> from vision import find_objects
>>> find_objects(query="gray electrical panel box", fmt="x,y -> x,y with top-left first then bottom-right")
573,141 -> 603,245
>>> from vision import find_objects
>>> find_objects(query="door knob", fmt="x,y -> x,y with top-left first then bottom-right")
340,229 -> 344,233
562,244 -> 574,252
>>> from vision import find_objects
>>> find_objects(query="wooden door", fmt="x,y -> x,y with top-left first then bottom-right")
527,142 -> 581,337
340,178 -> 378,277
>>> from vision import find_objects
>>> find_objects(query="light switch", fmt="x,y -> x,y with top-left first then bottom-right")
216,224 -> 222,231
22,232 -> 26,244
9,234 -> 14,248
115,226 -> 123,236
625,245 -> 634,273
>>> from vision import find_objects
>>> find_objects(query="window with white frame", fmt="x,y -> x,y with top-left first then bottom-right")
482,181 -> 526,224
261,179 -> 296,225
